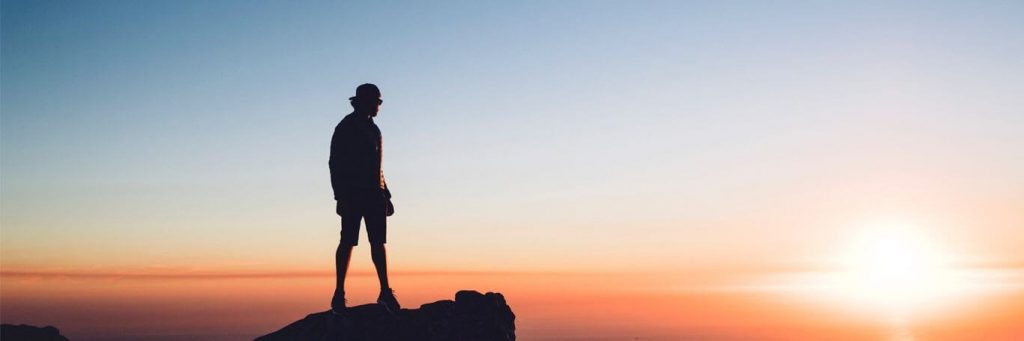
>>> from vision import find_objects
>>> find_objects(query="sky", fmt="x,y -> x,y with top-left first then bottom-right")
3,0 -> 1023,277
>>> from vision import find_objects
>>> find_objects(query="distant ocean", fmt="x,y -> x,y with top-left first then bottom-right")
2,271 -> 1022,340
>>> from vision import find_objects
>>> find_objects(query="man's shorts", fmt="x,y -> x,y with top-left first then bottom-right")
338,188 -> 388,246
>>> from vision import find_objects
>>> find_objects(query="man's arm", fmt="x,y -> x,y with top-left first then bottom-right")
379,127 -> 391,200
383,180 -> 394,217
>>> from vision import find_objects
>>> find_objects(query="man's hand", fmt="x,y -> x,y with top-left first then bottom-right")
336,200 -> 344,216
385,199 -> 395,217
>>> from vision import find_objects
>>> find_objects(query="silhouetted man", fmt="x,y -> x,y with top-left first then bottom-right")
329,83 -> 399,314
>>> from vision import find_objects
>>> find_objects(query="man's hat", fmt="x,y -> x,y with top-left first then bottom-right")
349,83 -> 381,100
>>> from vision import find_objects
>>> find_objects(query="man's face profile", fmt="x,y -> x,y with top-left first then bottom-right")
351,82 -> 382,117
352,96 -> 382,116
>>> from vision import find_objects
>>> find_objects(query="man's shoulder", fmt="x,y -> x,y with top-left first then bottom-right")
341,113 -> 372,127
336,114 -> 358,130
339,113 -> 354,124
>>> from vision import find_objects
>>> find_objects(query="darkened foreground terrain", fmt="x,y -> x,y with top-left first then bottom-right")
257,290 -> 515,341
1,324 -> 70,341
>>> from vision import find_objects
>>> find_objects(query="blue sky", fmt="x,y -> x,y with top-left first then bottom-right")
2,0 -> 1022,272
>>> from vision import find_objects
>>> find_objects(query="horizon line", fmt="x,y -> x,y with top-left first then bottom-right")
3,261 -> 1021,280
0,269 -> 630,280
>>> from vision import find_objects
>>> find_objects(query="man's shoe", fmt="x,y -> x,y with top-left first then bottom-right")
331,291 -> 347,315
377,288 -> 401,315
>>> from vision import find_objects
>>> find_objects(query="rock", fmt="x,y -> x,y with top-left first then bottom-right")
0,324 -> 70,341
257,290 -> 515,341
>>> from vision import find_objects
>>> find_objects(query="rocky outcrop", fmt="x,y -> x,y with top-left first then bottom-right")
0,324 -> 70,341
257,290 -> 515,341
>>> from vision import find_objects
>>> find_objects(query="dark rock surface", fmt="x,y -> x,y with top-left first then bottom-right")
257,290 -> 515,341
1,324 -> 70,341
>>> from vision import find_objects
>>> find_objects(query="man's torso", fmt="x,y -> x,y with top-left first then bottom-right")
329,113 -> 385,198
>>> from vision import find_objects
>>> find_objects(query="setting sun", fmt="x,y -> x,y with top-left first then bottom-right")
829,222 -> 967,313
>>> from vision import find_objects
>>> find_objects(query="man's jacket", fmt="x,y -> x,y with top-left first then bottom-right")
329,113 -> 389,200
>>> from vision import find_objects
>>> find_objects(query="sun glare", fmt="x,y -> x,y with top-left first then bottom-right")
823,221 -> 970,315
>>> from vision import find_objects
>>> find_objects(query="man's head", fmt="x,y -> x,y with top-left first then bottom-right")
349,83 -> 382,117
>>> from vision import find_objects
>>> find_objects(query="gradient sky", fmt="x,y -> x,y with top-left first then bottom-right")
3,0 -> 1023,276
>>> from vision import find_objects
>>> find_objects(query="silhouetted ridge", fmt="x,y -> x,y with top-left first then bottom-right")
257,290 -> 515,341
1,324 -> 69,341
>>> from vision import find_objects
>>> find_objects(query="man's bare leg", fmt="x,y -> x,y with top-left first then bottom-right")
333,244 -> 354,310
371,243 -> 401,313
370,243 -> 389,291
